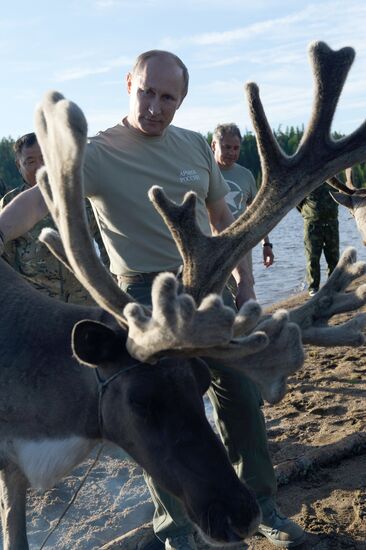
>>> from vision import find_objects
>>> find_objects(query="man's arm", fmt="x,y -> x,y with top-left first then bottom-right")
206,196 -> 256,306
0,185 -> 48,250
262,237 -> 274,267
247,186 -> 274,268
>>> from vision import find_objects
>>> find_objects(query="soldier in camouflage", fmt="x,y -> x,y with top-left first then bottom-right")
0,177 -> 15,198
0,132 -> 106,304
298,182 -> 339,295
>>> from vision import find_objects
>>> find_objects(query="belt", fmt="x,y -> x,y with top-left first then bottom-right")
117,268 -> 181,285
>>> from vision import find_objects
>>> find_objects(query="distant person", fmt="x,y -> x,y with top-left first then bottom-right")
297,182 -> 339,296
0,132 -> 105,303
211,123 -> 274,301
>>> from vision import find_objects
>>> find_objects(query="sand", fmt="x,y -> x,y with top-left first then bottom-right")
14,288 -> 366,550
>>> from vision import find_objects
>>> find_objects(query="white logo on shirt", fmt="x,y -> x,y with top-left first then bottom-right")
179,169 -> 200,184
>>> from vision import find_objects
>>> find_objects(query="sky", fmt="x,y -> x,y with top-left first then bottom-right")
2,0 -> 366,140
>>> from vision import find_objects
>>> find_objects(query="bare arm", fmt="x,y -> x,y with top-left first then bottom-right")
0,184 -> 48,245
247,194 -> 274,267
206,197 -> 256,305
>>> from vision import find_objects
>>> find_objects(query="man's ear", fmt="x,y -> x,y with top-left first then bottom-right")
126,72 -> 133,95
211,140 -> 216,153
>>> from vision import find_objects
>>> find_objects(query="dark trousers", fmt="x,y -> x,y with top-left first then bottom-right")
304,219 -> 339,291
119,277 -> 277,540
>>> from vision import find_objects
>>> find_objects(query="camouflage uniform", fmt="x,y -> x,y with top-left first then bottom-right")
0,184 -> 103,305
0,177 -> 20,199
298,183 -> 339,292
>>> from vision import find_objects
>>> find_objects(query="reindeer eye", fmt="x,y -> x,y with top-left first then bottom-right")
128,389 -> 150,412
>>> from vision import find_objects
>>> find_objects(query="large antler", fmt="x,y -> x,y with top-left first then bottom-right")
149,42 -> 366,303
35,92 -> 133,327
35,93 -> 268,363
33,39 -> 366,404
34,91 -> 306,404
289,247 -> 366,346
327,167 -> 366,195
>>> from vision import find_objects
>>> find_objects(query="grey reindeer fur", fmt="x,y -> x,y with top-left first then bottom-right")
0,259 -> 261,549
2,40 -> 366,550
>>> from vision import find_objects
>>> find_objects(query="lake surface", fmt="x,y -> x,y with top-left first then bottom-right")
251,206 -> 366,308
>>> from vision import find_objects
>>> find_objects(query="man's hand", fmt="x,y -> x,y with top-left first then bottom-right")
263,243 -> 274,267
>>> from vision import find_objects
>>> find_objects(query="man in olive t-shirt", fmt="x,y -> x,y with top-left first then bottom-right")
0,51 -> 305,550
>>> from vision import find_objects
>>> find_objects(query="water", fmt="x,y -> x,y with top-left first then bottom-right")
251,207 -> 366,308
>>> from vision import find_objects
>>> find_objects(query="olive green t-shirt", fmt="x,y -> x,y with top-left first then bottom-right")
84,121 -> 229,275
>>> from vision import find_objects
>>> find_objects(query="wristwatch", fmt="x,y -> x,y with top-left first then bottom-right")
263,242 -> 273,249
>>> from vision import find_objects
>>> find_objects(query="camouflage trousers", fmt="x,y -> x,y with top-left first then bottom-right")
303,218 -> 339,291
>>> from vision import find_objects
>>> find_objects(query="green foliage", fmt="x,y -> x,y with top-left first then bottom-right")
348,162 -> 366,188
0,137 -> 23,197
239,132 -> 260,184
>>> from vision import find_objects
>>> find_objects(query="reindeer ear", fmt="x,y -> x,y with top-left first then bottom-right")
72,320 -> 123,367
329,191 -> 354,209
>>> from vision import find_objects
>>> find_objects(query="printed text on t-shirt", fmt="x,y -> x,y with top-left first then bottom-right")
179,169 -> 200,184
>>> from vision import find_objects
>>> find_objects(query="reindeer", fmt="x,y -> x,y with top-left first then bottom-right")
328,168 -> 366,244
1,41 -> 366,550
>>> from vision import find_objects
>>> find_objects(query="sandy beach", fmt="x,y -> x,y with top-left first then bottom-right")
18,287 -> 366,550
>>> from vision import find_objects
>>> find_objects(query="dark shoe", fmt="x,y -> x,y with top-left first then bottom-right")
165,533 -> 197,550
257,508 -> 305,547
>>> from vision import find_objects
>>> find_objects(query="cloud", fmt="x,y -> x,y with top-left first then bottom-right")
94,0 -> 153,7
160,5 -> 317,49
55,66 -> 110,82
54,55 -> 132,82
160,1 -> 366,55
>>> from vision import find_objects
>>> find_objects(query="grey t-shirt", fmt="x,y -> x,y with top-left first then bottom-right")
221,163 -> 257,218
84,122 -> 229,275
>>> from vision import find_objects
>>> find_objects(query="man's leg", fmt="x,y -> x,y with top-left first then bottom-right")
207,287 -> 276,513
304,220 -> 323,292
207,367 -> 276,513
323,219 -> 340,276
119,279 -> 304,548
119,278 -> 195,547
207,288 -> 304,548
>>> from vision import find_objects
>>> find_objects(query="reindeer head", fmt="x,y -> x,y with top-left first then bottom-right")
70,318 -> 261,543
328,169 -> 366,244
32,40 -> 366,544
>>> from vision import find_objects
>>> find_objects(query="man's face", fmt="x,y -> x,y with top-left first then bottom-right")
212,135 -> 241,169
16,142 -> 44,187
126,56 -> 185,136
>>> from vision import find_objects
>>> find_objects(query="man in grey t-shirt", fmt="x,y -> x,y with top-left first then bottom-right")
211,123 -> 274,302
0,51 -> 304,550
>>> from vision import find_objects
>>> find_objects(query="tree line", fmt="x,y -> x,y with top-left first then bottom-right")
207,126 -> 366,188
0,137 -> 23,196
2,129 -> 366,197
